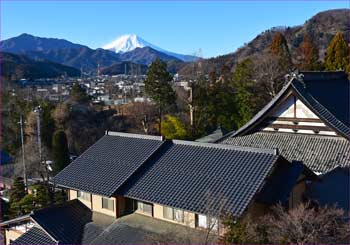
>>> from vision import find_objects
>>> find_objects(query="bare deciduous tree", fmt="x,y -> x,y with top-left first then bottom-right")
220,202 -> 350,244
253,53 -> 287,99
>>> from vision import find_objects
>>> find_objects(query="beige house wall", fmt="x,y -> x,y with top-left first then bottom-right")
91,194 -> 117,217
5,229 -> 23,245
69,189 -> 77,200
68,189 -> 117,217
153,204 -> 196,228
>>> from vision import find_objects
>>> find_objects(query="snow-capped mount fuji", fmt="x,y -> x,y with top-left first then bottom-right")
102,34 -> 198,62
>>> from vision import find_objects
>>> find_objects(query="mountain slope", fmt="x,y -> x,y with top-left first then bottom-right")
103,34 -> 198,62
101,61 -> 148,75
0,33 -> 87,53
179,9 -> 350,75
0,52 -> 80,79
119,46 -> 182,65
26,47 -> 122,71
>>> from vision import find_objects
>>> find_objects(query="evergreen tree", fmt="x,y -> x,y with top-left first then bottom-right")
297,35 -> 320,70
10,177 -> 26,203
41,102 -> 55,148
70,83 -> 90,104
325,32 -> 349,71
52,130 -> 70,173
232,59 -> 258,128
144,59 -> 176,135
270,32 -> 292,70
33,184 -> 50,208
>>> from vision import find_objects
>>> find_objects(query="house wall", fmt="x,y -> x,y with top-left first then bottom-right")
91,195 -> 117,217
153,203 -> 196,228
5,229 -> 23,245
68,189 -> 117,217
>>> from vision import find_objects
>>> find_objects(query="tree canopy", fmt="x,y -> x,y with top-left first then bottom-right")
52,130 -> 70,173
70,83 -> 90,104
144,58 -> 176,134
161,115 -> 188,140
325,32 -> 349,71
297,34 -> 320,71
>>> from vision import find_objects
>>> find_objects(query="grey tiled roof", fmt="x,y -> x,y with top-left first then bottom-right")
11,226 -> 57,245
30,199 -> 92,244
220,132 -> 350,173
195,126 -> 229,143
54,132 -> 164,196
119,140 -> 280,217
220,71 -> 350,140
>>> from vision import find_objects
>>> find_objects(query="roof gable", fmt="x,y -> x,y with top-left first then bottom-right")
53,132 -> 164,196
219,71 -> 350,140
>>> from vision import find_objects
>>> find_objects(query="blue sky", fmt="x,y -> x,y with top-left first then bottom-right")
1,1 -> 348,58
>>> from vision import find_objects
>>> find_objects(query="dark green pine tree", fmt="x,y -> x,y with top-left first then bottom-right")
34,184 -> 50,208
325,32 -> 349,71
52,130 -> 70,173
144,58 -> 176,135
232,58 -> 258,128
9,177 -> 26,203
41,102 -> 55,149
70,83 -> 90,104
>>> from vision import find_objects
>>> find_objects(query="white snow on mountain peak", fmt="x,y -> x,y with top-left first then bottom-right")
102,34 -> 160,53
102,34 -> 198,62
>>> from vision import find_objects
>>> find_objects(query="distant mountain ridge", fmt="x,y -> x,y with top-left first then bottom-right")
0,34 -> 184,72
0,52 -> 80,80
179,9 -> 350,75
0,33 -> 87,53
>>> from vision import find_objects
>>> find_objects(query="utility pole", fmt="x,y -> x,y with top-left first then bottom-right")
19,115 -> 27,188
34,106 -> 43,171
189,82 -> 194,130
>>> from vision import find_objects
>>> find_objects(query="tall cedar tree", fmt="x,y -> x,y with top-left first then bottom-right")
297,35 -> 320,70
144,58 -> 176,135
52,130 -> 70,173
9,177 -> 26,203
325,32 -> 349,71
41,102 -> 55,148
270,32 -> 292,70
232,59 -> 257,128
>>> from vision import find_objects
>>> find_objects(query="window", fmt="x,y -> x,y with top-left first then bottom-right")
102,197 -> 114,211
137,201 -> 153,216
197,214 -> 207,228
163,206 -> 184,223
163,206 -> 173,220
196,214 -> 218,231
77,191 -> 91,201
174,208 -> 184,223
